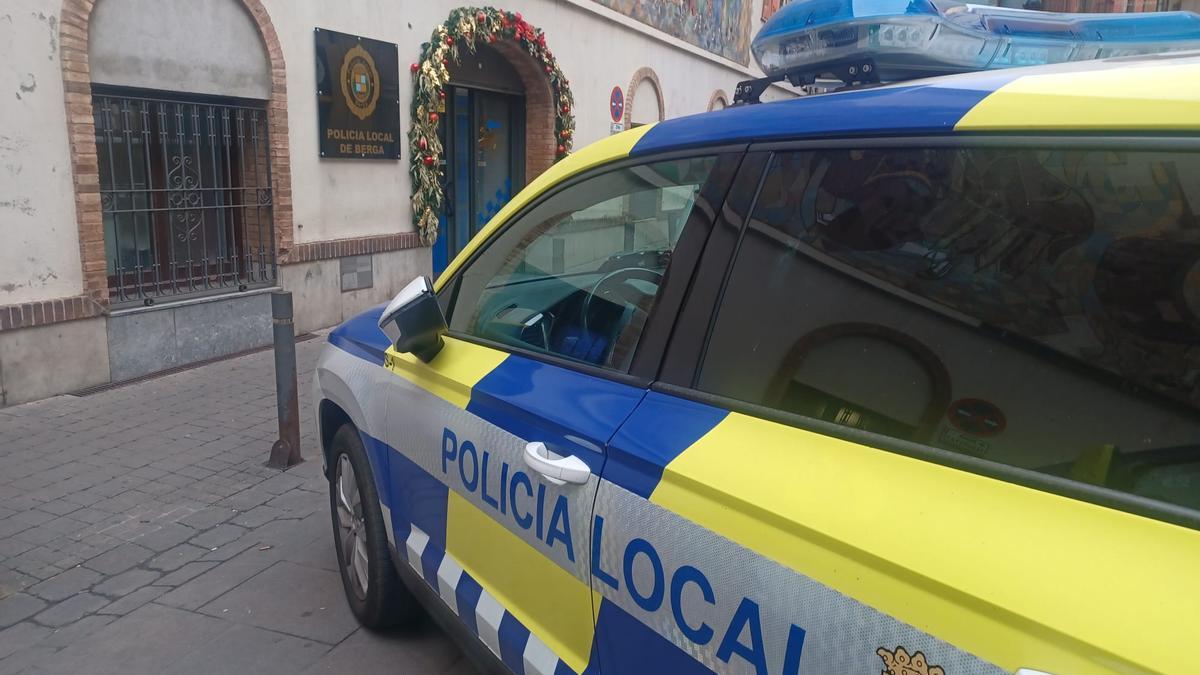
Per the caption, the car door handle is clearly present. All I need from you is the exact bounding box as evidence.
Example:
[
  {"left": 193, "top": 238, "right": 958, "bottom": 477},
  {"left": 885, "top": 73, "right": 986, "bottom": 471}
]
[{"left": 523, "top": 442, "right": 591, "bottom": 486}]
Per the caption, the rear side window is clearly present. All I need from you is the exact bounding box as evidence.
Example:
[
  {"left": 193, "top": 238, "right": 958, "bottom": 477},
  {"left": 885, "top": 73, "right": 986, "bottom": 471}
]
[{"left": 697, "top": 146, "right": 1200, "bottom": 513}]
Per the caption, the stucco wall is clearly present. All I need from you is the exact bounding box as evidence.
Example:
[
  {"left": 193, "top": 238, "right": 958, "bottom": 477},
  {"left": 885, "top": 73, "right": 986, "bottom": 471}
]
[
  {"left": 0, "top": 2, "right": 83, "bottom": 306},
  {"left": 0, "top": 0, "right": 785, "bottom": 307},
  {"left": 261, "top": 0, "right": 785, "bottom": 246},
  {"left": 89, "top": 0, "right": 270, "bottom": 99}
]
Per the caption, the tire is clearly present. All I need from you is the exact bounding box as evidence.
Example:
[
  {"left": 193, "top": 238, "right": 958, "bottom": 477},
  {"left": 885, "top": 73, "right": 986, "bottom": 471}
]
[{"left": 328, "top": 424, "right": 418, "bottom": 629}]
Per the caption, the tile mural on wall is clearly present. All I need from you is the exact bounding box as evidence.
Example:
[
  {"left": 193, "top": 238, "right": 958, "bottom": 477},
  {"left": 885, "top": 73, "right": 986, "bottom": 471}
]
[{"left": 595, "top": 0, "right": 753, "bottom": 65}]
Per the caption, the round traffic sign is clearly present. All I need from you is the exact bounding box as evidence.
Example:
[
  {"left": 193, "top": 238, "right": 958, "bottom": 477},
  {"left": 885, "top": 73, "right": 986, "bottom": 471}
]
[{"left": 610, "top": 86, "right": 625, "bottom": 124}]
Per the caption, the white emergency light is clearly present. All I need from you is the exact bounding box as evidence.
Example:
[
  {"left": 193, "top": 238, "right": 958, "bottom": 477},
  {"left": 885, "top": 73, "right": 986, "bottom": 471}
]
[{"left": 749, "top": 0, "right": 1200, "bottom": 89}]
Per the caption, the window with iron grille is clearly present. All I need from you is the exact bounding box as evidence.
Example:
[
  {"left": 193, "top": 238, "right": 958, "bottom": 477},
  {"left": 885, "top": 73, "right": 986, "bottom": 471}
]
[{"left": 93, "top": 87, "right": 276, "bottom": 305}]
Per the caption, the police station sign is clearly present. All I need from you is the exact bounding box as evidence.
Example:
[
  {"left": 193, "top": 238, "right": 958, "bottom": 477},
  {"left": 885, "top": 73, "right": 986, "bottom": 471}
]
[{"left": 315, "top": 28, "right": 400, "bottom": 160}]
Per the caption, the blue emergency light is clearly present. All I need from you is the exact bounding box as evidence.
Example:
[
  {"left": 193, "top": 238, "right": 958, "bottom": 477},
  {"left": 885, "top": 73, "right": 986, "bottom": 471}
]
[{"left": 748, "top": 0, "right": 1200, "bottom": 93}]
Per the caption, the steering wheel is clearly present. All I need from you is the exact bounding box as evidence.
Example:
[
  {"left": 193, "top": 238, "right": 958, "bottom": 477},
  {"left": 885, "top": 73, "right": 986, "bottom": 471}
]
[{"left": 581, "top": 267, "right": 665, "bottom": 335}]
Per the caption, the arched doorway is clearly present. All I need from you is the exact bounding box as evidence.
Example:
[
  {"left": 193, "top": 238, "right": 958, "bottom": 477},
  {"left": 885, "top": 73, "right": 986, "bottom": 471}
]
[
  {"left": 409, "top": 8, "right": 574, "bottom": 275},
  {"left": 436, "top": 43, "right": 528, "bottom": 271}
]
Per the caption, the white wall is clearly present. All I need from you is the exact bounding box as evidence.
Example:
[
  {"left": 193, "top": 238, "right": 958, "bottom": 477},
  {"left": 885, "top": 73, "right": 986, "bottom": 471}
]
[
  {"left": 262, "top": 0, "right": 790, "bottom": 246},
  {"left": 90, "top": 0, "right": 270, "bottom": 99},
  {"left": 0, "top": 0, "right": 790, "bottom": 306},
  {"left": 0, "top": 1, "right": 83, "bottom": 306}
]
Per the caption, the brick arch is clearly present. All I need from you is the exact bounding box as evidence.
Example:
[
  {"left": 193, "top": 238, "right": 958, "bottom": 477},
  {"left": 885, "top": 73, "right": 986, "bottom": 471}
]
[
  {"left": 625, "top": 66, "right": 665, "bottom": 126},
  {"left": 487, "top": 38, "right": 557, "bottom": 182},
  {"left": 58, "top": 0, "right": 294, "bottom": 306},
  {"left": 708, "top": 89, "right": 730, "bottom": 111}
]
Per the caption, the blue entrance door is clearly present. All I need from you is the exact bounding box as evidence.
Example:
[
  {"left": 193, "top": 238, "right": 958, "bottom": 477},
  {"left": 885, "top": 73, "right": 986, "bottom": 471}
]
[{"left": 433, "top": 86, "right": 525, "bottom": 276}]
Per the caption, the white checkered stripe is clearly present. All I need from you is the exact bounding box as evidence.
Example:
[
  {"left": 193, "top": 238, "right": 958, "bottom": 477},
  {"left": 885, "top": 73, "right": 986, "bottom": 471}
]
[{"left": 403, "top": 525, "right": 579, "bottom": 675}]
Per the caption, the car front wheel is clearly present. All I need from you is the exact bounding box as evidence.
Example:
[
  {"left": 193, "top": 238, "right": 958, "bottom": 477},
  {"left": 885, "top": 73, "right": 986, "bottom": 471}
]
[{"left": 328, "top": 424, "right": 417, "bottom": 629}]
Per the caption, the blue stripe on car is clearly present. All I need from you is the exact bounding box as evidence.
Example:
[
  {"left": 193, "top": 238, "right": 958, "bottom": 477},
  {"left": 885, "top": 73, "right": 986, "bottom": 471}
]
[{"left": 629, "top": 72, "right": 1024, "bottom": 156}]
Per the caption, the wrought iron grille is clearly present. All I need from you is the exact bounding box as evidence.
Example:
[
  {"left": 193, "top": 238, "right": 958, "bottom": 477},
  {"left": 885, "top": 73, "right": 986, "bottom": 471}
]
[{"left": 93, "top": 89, "right": 276, "bottom": 305}]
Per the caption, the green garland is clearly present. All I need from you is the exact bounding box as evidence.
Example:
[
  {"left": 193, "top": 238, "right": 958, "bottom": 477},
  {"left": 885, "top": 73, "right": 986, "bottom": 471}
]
[{"left": 409, "top": 7, "right": 576, "bottom": 245}]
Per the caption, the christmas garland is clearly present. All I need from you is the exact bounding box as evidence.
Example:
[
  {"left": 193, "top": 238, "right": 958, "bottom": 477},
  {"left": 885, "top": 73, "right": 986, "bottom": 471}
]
[{"left": 409, "top": 7, "right": 576, "bottom": 245}]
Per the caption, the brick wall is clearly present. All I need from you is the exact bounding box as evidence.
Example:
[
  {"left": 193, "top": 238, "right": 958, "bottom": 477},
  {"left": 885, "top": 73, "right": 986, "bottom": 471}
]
[{"left": 492, "top": 39, "right": 556, "bottom": 182}]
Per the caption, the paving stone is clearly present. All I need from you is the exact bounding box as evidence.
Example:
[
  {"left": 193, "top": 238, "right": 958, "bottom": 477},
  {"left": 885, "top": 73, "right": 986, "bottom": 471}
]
[
  {"left": 0, "top": 520, "right": 31, "bottom": 540},
  {"left": 27, "top": 567, "right": 102, "bottom": 602},
  {"left": 84, "top": 543, "right": 153, "bottom": 576},
  {"left": 157, "top": 547, "right": 280, "bottom": 612},
  {"left": 0, "top": 571, "right": 37, "bottom": 597},
  {"left": 189, "top": 523, "right": 246, "bottom": 550},
  {"left": 40, "top": 614, "right": 115, "bottom": 648},
  {"left": 264, "top": 489, "right": 322, "bottom": 519},
  {"left": 35, "top": 500, "right": 80, "bottom": 517},
  {"left": 0, "top": 593, "right": 47, "bottom": 629},
  {"left": 32, "top": 603, "right": 229, "bottom": 675},
  {"left": 198, "top": 561, "right": 358, "bottom": 645},
  {"left": 229, "top": 505, "right": 283, "bottom": 529},
  {"left": 33, "top": 592, "right": 109, "bottom": 627},
  {"left": 302, "top": 624, "right": 463, "bottom": 675},
  {"left": 132, "top": 523, "right": 197, "bottom": 552},
  {"left": 157, "top": 562, "right": 218, "bottom": 587},
  {"left": 0, "top": 645, "right": 58, "bottom": 675},
  {"left": 0, "top": 538, "right": 35, "bottom": 560},
  {"left": 218, "top": 488, "right": 275, "bottom": 512},
  {"left": 93, "top": 569, "right": 159, "bottom": 598},
  {"left": 94, "top": 586, "right": 168, "bottom": 617},
  {"left": 0, "top": 622, "right": 52, "bottom": 660},
  {"left": 257, "top": 473, "right": 306, "bottom": 496},
  {"left": 7, "top": 510, "right": 54, "bottom": 530},
  {"left": 163, "top": 623, "right": 327, "bottom": 675},
  {"left": 177, "top": 507, "right": 234, "bottom": 531}
]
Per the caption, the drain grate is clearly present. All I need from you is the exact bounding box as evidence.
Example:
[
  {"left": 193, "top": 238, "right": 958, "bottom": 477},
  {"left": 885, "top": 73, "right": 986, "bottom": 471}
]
[{"left": 69, "top": 333, "right": 321, "bottom": 397}]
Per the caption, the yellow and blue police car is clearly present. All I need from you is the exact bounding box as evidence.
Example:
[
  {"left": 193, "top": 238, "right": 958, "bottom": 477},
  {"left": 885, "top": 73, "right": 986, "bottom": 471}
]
[{"left": 314, "top": 3, "right": 1200, "bottom": 673}]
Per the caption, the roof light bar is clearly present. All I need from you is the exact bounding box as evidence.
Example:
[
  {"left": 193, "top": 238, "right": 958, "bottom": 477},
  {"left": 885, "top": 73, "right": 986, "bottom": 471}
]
[{"left": 750, "top": 0, "right": 1200, "bottom": 90}]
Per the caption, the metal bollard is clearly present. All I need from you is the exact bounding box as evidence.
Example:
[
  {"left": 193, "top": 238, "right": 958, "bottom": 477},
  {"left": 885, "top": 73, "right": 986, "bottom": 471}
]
[{"left": 267, "top": 291, "right": 303, "bottom": 469}]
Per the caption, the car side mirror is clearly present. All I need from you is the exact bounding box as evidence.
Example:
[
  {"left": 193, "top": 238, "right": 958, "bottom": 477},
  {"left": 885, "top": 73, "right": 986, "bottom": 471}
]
[{"left": 378, "top": 276, "right": 447, "bottom": 363}]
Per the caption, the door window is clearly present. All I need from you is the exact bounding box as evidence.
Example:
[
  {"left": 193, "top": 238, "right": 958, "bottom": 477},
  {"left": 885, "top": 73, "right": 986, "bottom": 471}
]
[
  {"left": 696, "top": 145, "right": 1200, "bottom": 514},
  {"left": 446, "top": 156, "right": 717, "bottom": 371}
]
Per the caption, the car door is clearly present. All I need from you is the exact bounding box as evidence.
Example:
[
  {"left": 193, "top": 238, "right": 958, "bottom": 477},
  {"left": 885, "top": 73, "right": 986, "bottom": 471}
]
[
  {"left": 379, "top": 151, "right": 740, "bottom": 674},
  {"left": 591, "top": 142, "right": 1200, "bottom": 674}
]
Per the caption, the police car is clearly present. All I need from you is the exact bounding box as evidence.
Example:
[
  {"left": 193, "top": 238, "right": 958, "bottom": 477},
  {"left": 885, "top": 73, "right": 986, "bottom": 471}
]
[{"left": 313, "top": 2, "right": 1200, "bottom": 673}]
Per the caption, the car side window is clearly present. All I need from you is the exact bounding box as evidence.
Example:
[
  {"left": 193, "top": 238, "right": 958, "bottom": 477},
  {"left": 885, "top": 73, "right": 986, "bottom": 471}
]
[
  {"left": 446, "top": 156, "right": 717, "bottom": 372},
  {"left": 697, "top": 146, "right": 1200, "bottom": 514}
]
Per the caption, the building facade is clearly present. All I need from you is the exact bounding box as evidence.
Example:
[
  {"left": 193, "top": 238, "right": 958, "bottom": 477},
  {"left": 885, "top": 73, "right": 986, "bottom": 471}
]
[{"left": 0, "top": 0, "right": 791, "bottom": 405}]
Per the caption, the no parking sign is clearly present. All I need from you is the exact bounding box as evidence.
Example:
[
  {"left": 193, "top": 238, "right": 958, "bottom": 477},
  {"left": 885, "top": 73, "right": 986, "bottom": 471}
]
[{"left": 610, "top": 86, "right": 625, "bottom": 125}]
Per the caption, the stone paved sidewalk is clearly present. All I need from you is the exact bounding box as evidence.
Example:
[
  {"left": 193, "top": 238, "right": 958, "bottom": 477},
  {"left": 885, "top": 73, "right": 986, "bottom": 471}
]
[{"left": 0, "top": 337, "right": 472, "bottom": 674}]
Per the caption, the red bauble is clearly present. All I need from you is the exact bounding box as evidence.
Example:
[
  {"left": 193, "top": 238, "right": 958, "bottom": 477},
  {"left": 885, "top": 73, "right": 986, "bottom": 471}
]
[
  {"left": 438, "top": 90, "right": 446, "bottom": 99},
  {"left": 561, "top": 105, "right": 570, "bottom": 114},
  {"left": 441, "top": 58, "right": 449, "bottom": 66},
  {"left": 476, "top": 11, "right": 487, "bottom": 22},
  {"left": 487, "top": 34, "right": 496, "bottom": 43},
  {"left": 418, "top": 137, "right": 428, "bottom": 151},
  {"left": 544, "top": 65, "right": 551, "bottom": 74},
  {"left": 445, "top": 36, "right": 453, "bottom": 46},
  {"left": 410, "top": 63, "right": 419, "bottom": 74},
  {"left": 430, "top": 112, "right": 439, "bottom": 124},
  {"left": 423, "top": 155, "right": 434, "bottom": 166},
  {"left": 557, "top": 144, "right": 566, "bottom": 154}
]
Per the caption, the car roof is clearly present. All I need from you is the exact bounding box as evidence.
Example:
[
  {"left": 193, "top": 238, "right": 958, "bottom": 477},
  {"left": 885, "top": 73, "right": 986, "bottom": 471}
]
[{"left": 629, "top": 52, "right": 1200, "bottom": 157}]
